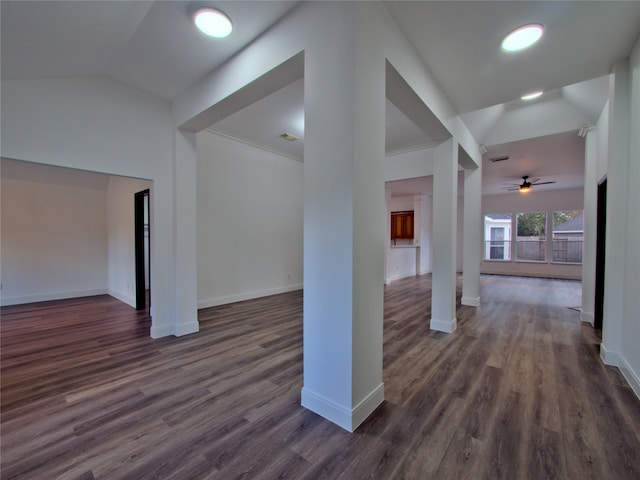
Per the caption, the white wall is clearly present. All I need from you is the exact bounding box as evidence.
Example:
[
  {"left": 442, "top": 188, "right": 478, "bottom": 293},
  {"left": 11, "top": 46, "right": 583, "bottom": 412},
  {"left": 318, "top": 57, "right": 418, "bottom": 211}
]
[
  {"left": 484, "top": 97, "right": 592, "bottom": 146},
  {"left": 596, "top": 102, "right": 610, "bottom": 181},
  {"left": 481, "top": 188, "right": 584, "bottom": 280},
  {"left": 106, "top": 176, "right": 152, "bottom": 307},
  {"left": 196, "top": 131, "right": 303, "bottom": 307},
  {"left": 387, "top": 195, "right": 417, "bottom": 281},
  {"left": 386, "top": 194, "right": 435, "bottom": 282},
  {"left": 384, "top": 148, "right": 434, "bottom": 181},
  {"left": 418, "top": 194, "right": 432, "bottom": 274},
  {"left": 620, "top": 35, "right": 640, "bottom": 397},
  {"left": 389, "top": 195, "right": 414, "bottom": 212},
  {"left": 1, "top": 159, "right": 108, "bottom": 305}
]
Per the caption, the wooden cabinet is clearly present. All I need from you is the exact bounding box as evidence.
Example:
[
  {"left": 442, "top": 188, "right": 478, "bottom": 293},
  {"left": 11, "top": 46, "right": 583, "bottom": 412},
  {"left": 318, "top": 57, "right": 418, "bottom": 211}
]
[{"left": 391, "top": 211, "right": 414, "bottom": 240}]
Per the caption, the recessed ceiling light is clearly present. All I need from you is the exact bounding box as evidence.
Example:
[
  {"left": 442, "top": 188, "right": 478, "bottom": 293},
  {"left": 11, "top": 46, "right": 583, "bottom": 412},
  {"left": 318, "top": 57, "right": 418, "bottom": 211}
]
[
  {"left": 193, "top": 8, "right": 233, "bottom": 38},
  {"left": 521, "top": 91, "right": 543, "bottom": 101},
  {"left": 501, "top": 24, "right": 544, "bottom": 52}
]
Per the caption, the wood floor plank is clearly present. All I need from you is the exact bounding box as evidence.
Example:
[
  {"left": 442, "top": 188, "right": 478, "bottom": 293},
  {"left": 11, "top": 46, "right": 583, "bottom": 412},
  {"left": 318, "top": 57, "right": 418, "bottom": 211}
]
[{"left": 2, "top": 275, "right": 640, "bottom": 479}]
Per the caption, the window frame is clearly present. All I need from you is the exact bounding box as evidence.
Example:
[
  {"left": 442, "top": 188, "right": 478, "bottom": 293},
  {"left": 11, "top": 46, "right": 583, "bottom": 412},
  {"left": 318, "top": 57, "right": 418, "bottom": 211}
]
[{"left": 515, "top": 211, "right": 547, "bottom": 263}]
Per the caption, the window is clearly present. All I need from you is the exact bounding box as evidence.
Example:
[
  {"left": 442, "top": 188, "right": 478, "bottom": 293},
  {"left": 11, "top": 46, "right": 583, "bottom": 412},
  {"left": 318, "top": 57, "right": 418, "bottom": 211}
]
[
  {"left": 484, "top": 214, "right": 511, "bottom": 260},
  {"left": 552, "top": 210, "right": 583, "bottom": 264},
  {"left": 516, "top": 212, "right": 546, "bottom": 261}
]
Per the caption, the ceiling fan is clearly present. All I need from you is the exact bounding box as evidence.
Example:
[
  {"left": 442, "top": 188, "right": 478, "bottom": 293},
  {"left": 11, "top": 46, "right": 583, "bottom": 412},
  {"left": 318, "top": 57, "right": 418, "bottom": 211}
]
[{"left": 502, "top": 175, "right": 556, "bottom": 193}]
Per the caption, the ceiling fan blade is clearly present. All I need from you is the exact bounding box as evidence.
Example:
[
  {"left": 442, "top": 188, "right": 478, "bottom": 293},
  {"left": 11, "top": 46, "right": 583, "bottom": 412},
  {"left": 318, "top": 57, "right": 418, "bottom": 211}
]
[
  {"left": 532, "top": 181, "right": 556, "bottom": 185},
  {"left": 528, "top": 177, "right": 541, "bottom": 184},
  {"left": 501, "top": 182, "right": 520, "bottom": 186},
  {"left": 502, "top": 186, "right": 520, "bottom": 191}
]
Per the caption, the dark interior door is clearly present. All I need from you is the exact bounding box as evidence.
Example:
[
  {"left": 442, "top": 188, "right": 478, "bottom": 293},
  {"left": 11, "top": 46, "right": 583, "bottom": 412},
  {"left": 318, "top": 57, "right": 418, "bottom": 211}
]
[
  {"left": 594, "top": 178, "right": 607, "bottom": 330},
  {"left": 135, "top": 189, "right": 150, "bottom": 311}
]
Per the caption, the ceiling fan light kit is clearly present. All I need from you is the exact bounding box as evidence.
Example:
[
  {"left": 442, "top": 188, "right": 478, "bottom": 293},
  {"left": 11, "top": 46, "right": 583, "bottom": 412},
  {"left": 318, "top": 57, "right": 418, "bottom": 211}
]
[{"left": 503, "top": 175, "right": 557, "bottom": 193}]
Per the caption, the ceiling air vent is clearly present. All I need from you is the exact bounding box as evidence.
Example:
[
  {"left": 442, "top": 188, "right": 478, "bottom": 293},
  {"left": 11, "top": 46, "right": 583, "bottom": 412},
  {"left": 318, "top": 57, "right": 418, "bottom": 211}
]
[
  {"left": 280, "top": 132, "right": 299, "bottom": 141},
  {"left": 489, "top": 155, "right": 509, "bottom": 163}
]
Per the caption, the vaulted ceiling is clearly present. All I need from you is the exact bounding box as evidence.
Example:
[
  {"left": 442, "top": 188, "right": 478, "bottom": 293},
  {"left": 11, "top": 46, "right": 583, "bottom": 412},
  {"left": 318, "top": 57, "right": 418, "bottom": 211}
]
[{"left": 3, "top": 1, "right": 639, "bottom": 195}]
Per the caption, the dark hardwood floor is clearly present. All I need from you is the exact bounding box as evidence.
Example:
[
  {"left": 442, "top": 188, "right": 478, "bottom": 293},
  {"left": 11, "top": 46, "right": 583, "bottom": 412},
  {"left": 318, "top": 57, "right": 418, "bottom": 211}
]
[{"left": 2, "top": 275, "right": 639, "bottom": 479}]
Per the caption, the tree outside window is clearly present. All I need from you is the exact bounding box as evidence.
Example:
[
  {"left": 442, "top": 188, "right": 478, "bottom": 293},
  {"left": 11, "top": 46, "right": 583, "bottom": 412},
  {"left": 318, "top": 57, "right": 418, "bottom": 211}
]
[{"left": 516, "top": 212, "right": 546, "bottom": 261}]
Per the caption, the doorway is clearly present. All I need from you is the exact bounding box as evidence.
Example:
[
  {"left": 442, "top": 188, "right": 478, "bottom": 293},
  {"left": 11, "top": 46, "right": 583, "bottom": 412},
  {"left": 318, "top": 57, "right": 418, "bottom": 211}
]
[
  {"left": 594, "top": 177, "right": 607, "bottom": 330},
  {"left": 135, "top": 189, "right": 150, "bottom": 311}
]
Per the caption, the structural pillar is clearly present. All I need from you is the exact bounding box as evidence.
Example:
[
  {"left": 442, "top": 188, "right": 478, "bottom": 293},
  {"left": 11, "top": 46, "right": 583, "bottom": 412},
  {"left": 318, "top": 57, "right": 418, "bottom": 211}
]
[
  {"left": 171, "top": 129, "right": 199, "bottom": 337},
  {"left": 431, "top": 138, "right": 458, "bottom": 332},
  {"left": 384, "top": 186, "right": 392, "bottom": 284},
  {"left": 462, "top": 163, "right": 482, "bottom": 306},
  {"left": 601, "top": 59, "right": 630, "bottom": 365},
  {"left": 581, "top": 128, "right": 597, "bottom": 325},
  {"left": 300, "top": 1, "right": 385, "bottom": 432}
]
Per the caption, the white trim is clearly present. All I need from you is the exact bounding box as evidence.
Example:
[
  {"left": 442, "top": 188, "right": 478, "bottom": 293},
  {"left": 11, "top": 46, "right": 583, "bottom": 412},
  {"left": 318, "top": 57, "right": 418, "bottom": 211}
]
[
  {"left": 600, "top": 342, "right": 621, "bottom": 367},
  {"left": 385, "top": 142, "right": 438, "bottom": 157},
  {"left": 385, "top": 272, "right": 417, "bottom": 284},
  {"left": 150, "top": 324, "right": 174, "bottom": 339},
  {"left": 619, "top": 357, "right": 640, "bottom": 401},
  {"left": 600, "top": 344, "right": 640, "bottom": 401},
  {"left": 205, "top": 128, "right": 302, "bottom": 163},
  {"left": 174, "top": 321, "right": 199, "bottom": 337},
  {"left": 0, "top": 288, "right": 108, "bottom": 306},
  {"left": 107, "top": 289, "right": 136, "bottom": 308},
  {"left": 301, "top": 388, "right": 353, "bottom": 431},
  {"left": 301, "top": 383, "right": 385, "bottom": 433},
  {"left": 198, "top": 284, "right": 303, "bottom": 309},
  {"left": 352, "top": 383, "right": 385, "bottom": 430},
  {"left": 479, "top": 270, "right": 582, "bottom": 281},
  {"left": 430, "top": 316, "right": 457, "bottom": 333},
  {"left": 461, "top": 296, "right": 480, "bottom": 307},
  {"left": 580, "top": 311, "right": 594, "bottom": 325}
]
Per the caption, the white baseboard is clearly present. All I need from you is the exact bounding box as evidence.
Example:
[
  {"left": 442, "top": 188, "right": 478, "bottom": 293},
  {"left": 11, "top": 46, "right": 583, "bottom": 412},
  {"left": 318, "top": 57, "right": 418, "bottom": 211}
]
[
  {"left": 150, "top": 324, "right": 174, "bottom": 339},
  {"left": 198, "top": 284, "right": 302, "bottom": 309},
  {"left": 301, "top": 383, "right": 384, "bottom": 433},
  {"left": 620, "top": 357, "right": 640, "bottom": 400},
  {"left": 461, "top": 296, "right": 480, "bottom": 307},
  {"left": 174, "top": 321, "right": 199, "bottom": 337},
  {"left": 0, "top": 288, "right": 108, "bottom": 306},
  {"left": 385, "top": 272, "right": 417, "bottom": 284},
  {"left": 600, "top": 343, "right": 640, "bottom": 402},
  {"left": 150, "top": 320, "right": 198, "bottom": 338},
  {"left": 600, "top": 342, "right": 620, "bottom": 367},
  {"left": 580, "top": 311, "right": 594, "bottom": 325},
  {"left": 352, "top": 383, "right": 385, "bottom": 430},
  {"left": 107, "top": 289, "right": 135, "bottom": 308},
  {"left": 430, "top": 316, "right": 457, "bottom": 333}
]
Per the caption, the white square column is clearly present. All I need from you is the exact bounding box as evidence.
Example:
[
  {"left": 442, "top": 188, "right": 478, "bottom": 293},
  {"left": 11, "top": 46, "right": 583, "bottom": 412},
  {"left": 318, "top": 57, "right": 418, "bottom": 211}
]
[
  {"left": 462, "top": 164, "right": 482, "bottom": 307},
  {"left": 601, "top": 59, "right": 630, "bottom": 364},
  {"left": 431, "top": 138, "right": 458, "bottom": 332},
  {"left": 301, "top": 1, "right": 385, "bottom": 432},
  {"left": 168, "top": 129, "right": 199, "bottom": 337},
  {"left": 581, "top": 129, "right": 598, "bottom": 325}
]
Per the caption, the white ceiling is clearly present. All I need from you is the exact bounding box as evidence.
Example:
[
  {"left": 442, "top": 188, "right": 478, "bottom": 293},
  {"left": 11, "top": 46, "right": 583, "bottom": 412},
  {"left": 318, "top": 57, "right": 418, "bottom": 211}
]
[
  {"left": 385, "top": 1, "right": 640, "bottom": 114},
  {"left": 481, "top": 130, "right": 586, "bottom": 196},
  {"left": 1, "top": 1, "right": 299, "bottom": 100},
  {"left": 3, "top": 1, "right": 639, "bottom": 196}
]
